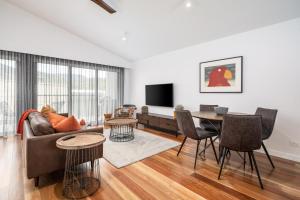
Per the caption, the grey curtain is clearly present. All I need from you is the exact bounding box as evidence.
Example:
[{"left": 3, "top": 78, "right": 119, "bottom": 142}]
[
  {"left": 0, "top": 49, "right": 124, "bottom": 135},
  {"left": 17, "top": 54, "right": 37, "bottom": 120}
]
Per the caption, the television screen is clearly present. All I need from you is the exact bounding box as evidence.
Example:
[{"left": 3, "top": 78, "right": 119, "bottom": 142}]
[{"left": 145, "top": 84, "right": 173, "bottom": 107}]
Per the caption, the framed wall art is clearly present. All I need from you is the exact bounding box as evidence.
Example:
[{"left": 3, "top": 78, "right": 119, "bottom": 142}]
[{"left": 199, "top": 56, "right": 243, "bottom": 93}]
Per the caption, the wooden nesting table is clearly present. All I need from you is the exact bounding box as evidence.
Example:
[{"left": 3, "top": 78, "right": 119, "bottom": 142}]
[
  {"left": 56, "top": 132, "right": 106, "bottom": 199},
  {"left": 105, "top": 118, "right": 138, "bottom": 142}
]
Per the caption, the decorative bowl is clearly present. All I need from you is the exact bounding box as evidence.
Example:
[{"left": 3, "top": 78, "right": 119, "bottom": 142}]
[{"left": 214, "top": 107, "right": 229, "bottom": 115}]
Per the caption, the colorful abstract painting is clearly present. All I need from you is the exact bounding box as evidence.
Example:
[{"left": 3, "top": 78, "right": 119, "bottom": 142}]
[{"left": 200, "top": 57, "right": 243, "bottom": 93}]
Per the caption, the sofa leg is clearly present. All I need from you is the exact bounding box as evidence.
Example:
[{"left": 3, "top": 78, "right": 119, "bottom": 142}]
[{"left": 34, "top": 177, "right": 39, "bottom": 187}]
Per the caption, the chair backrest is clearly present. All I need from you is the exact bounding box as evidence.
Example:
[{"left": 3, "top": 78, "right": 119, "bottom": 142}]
[
  {"left": 221, "top": 114, "right": 263, "bottom": 151},
  {"left": 199, "top": 104, "right": 219, "bottom": 131},
  {"left": 175, "top": 110, "right": 199, "bottom": 140},
  {"left": 200, "top": 104, "right": 218, "bottom": 112},
  {"left": 255, "top": 107, "right": 278, "bottom": 139}
]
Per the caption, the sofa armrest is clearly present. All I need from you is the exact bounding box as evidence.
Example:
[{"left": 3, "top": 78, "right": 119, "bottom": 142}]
[{"left": 24, "top": 121, "right": 103, "bottom": 179}]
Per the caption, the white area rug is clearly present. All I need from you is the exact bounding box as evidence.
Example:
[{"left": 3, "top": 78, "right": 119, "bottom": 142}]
[{"left": 103, "top": 129, "right": 180, "bottom": 168}]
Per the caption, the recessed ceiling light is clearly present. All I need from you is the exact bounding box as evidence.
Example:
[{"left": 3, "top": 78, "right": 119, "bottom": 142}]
[
  {"left": 122, "top": 32, "right": 128, "bottom": 41},
  {"left": 185, "top": 1, "right": 192, "bottom": 8}
]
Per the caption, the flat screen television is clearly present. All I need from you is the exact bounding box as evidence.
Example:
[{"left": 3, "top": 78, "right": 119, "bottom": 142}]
[{"left": 145, "top": 83, "right": 173, "bottom": 107}]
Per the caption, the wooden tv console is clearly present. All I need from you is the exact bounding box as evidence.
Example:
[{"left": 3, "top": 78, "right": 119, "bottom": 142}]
[{"left": 136, "top": 113, "right": 179, "bottom": 137}]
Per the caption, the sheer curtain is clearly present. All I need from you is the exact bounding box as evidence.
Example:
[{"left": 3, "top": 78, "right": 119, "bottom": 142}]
[
  {"left": 98, "top": 70, "right": 119, "bottom": 123},
  {"left": 72, "top": 67, "right": 97, "bottom": 125},
  {"left": 37, "top": 60, "right": 69, "bottom": 113},
  {"left": 0, "top": 54, "right": 16, "bottom": 137}
]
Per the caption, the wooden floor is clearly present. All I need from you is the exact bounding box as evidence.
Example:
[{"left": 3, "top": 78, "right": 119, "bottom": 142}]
[{"left": 1, "top": 128, "right": 300, "bottom": 200}]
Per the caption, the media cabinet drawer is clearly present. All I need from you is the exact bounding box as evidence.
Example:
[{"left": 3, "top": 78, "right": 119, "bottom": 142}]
[
  {"left": 136, "top": 113, "right": 179, "bottom": 136},
  {"left": 159, "top": 118, "right": 177, "bottom": 131},
  {"left": 148, "top": 117, "right": 160, "bottom": 127},
  {"left": 137, "top": 113, "right": 149, "bottom": 125}
]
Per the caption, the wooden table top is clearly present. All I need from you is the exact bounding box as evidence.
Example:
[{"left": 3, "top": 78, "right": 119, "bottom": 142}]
[
  {"left": 191, "top": 111, "right": 248, "bottom": 121},
  {"left": 56, "top": 132, "right": 106, "bottom": 150},
  {"left": 105, "top": 118, "right": 138, "bottom": 126}
]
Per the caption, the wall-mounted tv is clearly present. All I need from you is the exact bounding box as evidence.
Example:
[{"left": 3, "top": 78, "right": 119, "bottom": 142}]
[{"left": 145, "top": 83, "right": 173, "bottom": 107}]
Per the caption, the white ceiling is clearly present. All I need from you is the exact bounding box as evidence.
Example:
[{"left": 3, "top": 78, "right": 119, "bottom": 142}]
[{"left": 6, "top": 0, "right": 300, "bottom": 61}]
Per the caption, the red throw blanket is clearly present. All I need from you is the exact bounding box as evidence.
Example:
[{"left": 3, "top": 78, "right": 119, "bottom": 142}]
[{"left": 17, "top": 109, "right": 38, "bottom": 137}]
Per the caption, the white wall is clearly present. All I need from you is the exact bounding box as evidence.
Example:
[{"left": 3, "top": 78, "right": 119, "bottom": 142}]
[
  {"left": 0, "top": 0, "right": 131, "bottom": 68},
  {"left": 131, "top": 18, "right": 300, "bottom": 162}
]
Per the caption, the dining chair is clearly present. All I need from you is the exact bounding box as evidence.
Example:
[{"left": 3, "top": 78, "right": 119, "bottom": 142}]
[
  {"left": 255, "top": 107, "right": 278, "bottom": 168},
  {"left": 199, "top": 104, "right": 221, "bottom": 132},
  {"left": 199, "top": 104, "right": 221, "bottom": 158},
  {"left": 176, "top": 110, "right": 219, "bottom": 169},
  {"left": 218, "top": 114, "right": 264, "bottom": 189}
]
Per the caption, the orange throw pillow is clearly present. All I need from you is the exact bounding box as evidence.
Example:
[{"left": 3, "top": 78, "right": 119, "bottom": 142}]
[
  {"left": 53, "top": 116, "right": 81, "bottom": 132},
  {"left": 47, "top": 112, "right": 67, "bottom": 127}
]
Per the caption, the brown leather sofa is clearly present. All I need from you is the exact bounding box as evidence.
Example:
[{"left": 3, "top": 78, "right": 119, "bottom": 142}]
[{"left": 23, "top": 112, "right": 103, "bottom": 187}]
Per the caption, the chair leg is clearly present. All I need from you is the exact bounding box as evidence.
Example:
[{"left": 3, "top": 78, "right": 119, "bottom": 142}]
[
  {"left": 248, "top": 152, "right": 253, "bottom": 171},
  {"left": 34, "top": 177, "right": 39, "bottom": 187},
  {"left": 177, "top": 136, "right": 187, "bottom": 156},
  {"left": 250, "top": 151, "right": 264, "bottom": 189},
  {"left": 218, "top": 148, "right": 227, "bottom": 179},
  {"left": 194, "top": 140, "right": 200, "bottom": 169},
  {"left": 203, "top": 138, "right": 207, "bottom": 158},
  {"left": 210, "top": 137, "right": 219, "bottom": 164},
  {"left": 262, "top": 142, "right": 275, "bottom": 168},
  {"left": 243, "top": 152, "right": 246, "bottom": 170}
]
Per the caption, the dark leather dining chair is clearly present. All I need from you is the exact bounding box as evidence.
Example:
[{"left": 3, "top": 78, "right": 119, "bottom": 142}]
[
  {"left": 199, "top": 104, "right": 221, "bottom": 132},
  {"left": 176, "top": 110, "right": 219, "bottom": 169},
  {"left": 199, "top": 104, "right": 221, "bottom": 158},
  {"left": 218, "top": 114, "right": 264, "bottom": 189},
  {"left": 255, "top": 107, "right": 278, "bottom": 168}
]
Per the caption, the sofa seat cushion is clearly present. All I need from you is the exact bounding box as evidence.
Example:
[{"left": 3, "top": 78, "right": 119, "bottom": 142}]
[
  {"left": 53, "top": 116, "right": 81, "bottom": 132},
  {"left": 28, "top": 112, "right": 55, "bottom": 136}
]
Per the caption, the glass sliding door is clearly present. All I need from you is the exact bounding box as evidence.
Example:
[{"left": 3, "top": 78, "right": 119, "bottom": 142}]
[
  {"left": 0, "top": 59, "right": 16, "bottom": 137},
  {"left": 72, "top": 67, "right": 97, "bottom": 125},
  {"left": 98, "top": 70, "right": 119, "bottom": 123},
  {"left": 37, "top": 63, "right": 69, "bottom": 113}
]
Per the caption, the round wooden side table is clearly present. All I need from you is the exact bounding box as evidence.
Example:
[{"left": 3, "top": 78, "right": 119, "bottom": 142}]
[
  {"left": 56, "top": 132, "right": 106, "bottom": 199},
  {"left": 105, "top": 118, "right": 138, "bottom": 142}
]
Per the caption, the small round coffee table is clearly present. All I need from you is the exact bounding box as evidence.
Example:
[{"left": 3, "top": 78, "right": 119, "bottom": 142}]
[
  {"left": 56, "top": 132, "right": 106, "bottom": 199},
  {"left": 105, "top": 118, "right": 138, "bottom": 142}
]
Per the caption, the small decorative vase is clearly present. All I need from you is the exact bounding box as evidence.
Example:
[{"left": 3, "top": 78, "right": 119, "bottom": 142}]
[
  {"left": 141, "top": 106, "right": 148, "bottom": 114},
  {"left": 214, "top": 107, "right": 229, "bottom": 115},
  {"left": 174, "top": 105, "right": 184, "bottom": 119}
]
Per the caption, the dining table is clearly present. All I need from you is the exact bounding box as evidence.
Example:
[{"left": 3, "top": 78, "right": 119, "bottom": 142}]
[{"left": 191, "top": 111, "right": 248, "bottom": 161}]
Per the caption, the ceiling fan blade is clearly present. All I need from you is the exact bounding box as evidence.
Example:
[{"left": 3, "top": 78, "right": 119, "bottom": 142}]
[{"left": 91, "top": 0, "right": 116, "bottom": 14}]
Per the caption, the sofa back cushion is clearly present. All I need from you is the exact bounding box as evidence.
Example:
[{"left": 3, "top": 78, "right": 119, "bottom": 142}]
[{"left": 28, "top": 112, "right": 55, "bottom": 136}]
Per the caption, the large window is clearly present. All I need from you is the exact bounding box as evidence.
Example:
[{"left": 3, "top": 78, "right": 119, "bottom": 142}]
[
  {"left": 0, "top": 59, "right": 16, "bottom": 137},
  {"left": 0, "top": 50, "right": 123, "bottom": 136},
  {"left": 98, "top": 70, "right": 118, "bottom": 123},
  {"left": 72, "top": 67, "right": 97, "bottom": 125},
  {"left": 37, "top": 63, "right": 69, "bottom": 113},
  {"left": 37, "top": 63, "right": 122, "bottom": 125}
]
